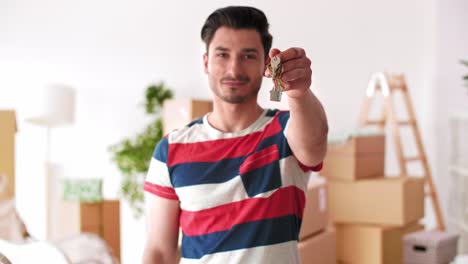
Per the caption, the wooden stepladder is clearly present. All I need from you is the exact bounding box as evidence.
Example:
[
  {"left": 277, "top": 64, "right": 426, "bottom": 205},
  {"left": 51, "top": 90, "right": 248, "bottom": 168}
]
[{"left": 358, "top": 72, "right": 446, "bottom": 231}]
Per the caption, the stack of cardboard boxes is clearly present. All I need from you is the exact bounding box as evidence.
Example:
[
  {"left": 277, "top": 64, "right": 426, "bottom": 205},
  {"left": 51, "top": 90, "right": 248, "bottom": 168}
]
[
  {"left": 298, "top": 178, "right": 337, "bottom": 264},
  {"left": 322, "top": 134, "right": 425, "bottom": 264}
]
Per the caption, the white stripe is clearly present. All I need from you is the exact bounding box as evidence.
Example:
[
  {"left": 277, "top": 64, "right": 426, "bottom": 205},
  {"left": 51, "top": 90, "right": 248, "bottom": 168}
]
[
  {"left": 284, "top": 119, "right": 290, "bottom": 139},
  {"left": 176, "top": 176, "right": 247, "bottom": 211},
  {"left": 280, "top": 155, "right": 310, "bottom": 193},
  {"left": 176, "top": 156, "right": 309, "bottom": 211},
  {"left": 169, "top": 123, "right": 212, "bottom": 144},
  {"left": 169, "top": 114, "right": 274, "bottom": 144},
  {"left": 145, "top": 157, "right": 172, "bottom": 187},
  {"left": 179, "top": 240, "right": 300, "bottom": 264}
]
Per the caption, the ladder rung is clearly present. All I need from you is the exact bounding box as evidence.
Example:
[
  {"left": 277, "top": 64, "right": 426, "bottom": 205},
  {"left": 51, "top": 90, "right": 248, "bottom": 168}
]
[
  {"left": 375, "top": 84, "right": 404, "bottom": 91},
  {"left": 425, "top": 190, "right": 435, "bottom": 197},
  {"left": 365, "top": 120, "right": 385, "bottom": 125},
  {"left": 398, "top": 120, "right": 415, "bottom": 125},
  {"left": 390, "top": 84, "right": 406, "bottom": 90},
  {"left": 404, "top": 156, "right": 421, "bottom": 162}
]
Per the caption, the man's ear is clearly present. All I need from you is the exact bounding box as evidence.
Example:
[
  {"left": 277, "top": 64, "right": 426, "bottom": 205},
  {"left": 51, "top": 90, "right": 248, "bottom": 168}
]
[{"left": 203, "top": 53, "right": 209, "bottom": 74}]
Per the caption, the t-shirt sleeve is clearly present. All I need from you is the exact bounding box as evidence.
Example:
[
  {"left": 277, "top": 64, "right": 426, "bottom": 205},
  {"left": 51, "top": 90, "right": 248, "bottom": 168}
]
[
  {"left": 143, "top": 136, "right": 179, "bottom": 201},
  {"left": 279, "top": 111, "right": 323, "bottom": 172}
]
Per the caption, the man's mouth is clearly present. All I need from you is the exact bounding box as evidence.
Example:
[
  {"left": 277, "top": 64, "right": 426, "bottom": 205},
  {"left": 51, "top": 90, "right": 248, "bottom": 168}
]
[{"left": 222, "top": 81, "right": 248, "bottom": 86}]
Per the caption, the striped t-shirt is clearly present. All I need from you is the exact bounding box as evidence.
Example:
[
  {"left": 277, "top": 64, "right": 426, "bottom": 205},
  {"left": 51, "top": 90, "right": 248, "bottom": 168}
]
[{"left": 144, "top": 109, "right": 322, "bottom": 263}]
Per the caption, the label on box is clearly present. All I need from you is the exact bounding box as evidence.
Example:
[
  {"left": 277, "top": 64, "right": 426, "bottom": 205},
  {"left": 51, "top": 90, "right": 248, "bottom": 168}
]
[
  {"left": 319, "top": 187, "right": 326, "bottom": 211},
  {"left": 62, "top": 178, "right": 103, "bottom": 202}
]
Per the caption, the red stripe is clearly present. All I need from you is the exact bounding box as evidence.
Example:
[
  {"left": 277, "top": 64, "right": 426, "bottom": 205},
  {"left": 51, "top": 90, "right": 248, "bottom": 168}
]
[
  {"left": 167, "top": 116, "right": 282, "bottom": 167},
  {"left": 144, "top": 182, "right": 179, "bottom": 200},
  {"left": 179, "top": 186, "right": 305, "bottom": 236},
  {"left": 298, "top": 161, "right": 323, "bottom": 172},
  {"left": 239, "top": 144, "right": 279, "bottom": 174}
]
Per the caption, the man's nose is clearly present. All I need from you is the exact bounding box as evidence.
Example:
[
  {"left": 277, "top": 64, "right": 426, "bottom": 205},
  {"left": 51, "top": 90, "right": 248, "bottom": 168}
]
[{"left": 226, "top": 57, "right": 243, "bottom": 77}]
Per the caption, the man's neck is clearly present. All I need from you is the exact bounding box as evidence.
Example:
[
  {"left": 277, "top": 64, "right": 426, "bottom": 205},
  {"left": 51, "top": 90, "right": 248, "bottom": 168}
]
[{"left": 207, "top": 100, "right": 264, "bottom": 133}]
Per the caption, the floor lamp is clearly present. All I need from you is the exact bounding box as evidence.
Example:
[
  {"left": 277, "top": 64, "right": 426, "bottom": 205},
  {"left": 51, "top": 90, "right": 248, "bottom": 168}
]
[{"left": 25, "top": 84, "right": 75, "bottom": 239}]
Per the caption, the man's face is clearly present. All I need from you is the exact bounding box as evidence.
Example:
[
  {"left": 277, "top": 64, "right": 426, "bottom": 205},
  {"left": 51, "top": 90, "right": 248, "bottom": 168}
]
[{"left": 204, "top": 27, "right": 266, "bottom": 104}]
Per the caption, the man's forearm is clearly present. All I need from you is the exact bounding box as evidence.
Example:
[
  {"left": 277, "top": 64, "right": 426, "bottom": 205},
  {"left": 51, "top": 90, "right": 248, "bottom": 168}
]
[{"left": 287, "top": 89, "right": 328, "bottom": 166}]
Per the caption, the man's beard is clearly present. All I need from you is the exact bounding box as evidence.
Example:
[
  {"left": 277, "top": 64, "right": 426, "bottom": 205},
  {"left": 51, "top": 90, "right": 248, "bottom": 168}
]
[{"left": 210, "top": 75, "right": 262, "bottom": 104}]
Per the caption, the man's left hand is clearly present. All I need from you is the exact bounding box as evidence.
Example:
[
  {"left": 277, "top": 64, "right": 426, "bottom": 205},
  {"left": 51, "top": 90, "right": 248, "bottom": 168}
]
[{"left": 264, "top": 47, "right": 312, "bottom": 99}]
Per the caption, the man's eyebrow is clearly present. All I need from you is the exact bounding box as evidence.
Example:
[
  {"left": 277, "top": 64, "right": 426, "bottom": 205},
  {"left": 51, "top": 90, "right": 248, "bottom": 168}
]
[
  {"left": 213, "top": 47, "right": 259, "bottom": 53},
  {"left": 214, "top": 46, "right": 229, "bottom": 51},
  {"left": 242, "top": 48, "right": 259, "bottom": 53}
]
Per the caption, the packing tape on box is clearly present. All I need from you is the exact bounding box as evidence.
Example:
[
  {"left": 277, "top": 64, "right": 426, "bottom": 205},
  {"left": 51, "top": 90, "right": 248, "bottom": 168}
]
[{"left": 328, "top": 127, "right": 383, "bottom": 144}]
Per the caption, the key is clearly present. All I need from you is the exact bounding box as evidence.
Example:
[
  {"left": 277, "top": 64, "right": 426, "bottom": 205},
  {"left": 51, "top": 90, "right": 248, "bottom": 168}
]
[
  {"left": 268, "top": 56, "right": 284, "bottom": 102},
  {"left": 270, "top": 56, "right": 281, "bottom": 73},
  {"left": 270, "top": 86, "right": 282, "bottom": 101}
]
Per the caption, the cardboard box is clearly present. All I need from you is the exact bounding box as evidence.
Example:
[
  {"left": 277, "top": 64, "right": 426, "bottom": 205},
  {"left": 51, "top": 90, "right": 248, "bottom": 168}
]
[
  {"left": 102, "top": 200, "right": 120, "bottom": 260},
  {"left": 328, "top": 177, "right": 424, "bottom": 226},
  {"left": 403, "top": 231, "right": 459, "bottom": 264},
  {"left": 80, "top": 202, "right": 102, "bottom": 228},
  {"left": 80, "top": 200, "right": 120, "bottom": 260},
  {"left": 162, "top": 98, "right": 213, "bottom": 134},
  {"left": 0, "top": 110, "right": 17, "bottom": 201},
  {"left": 336, "top": 222, "right": 424, "bottom": 264},
  {"left": 321, "top": 134, "right": 385, "bottom": 181},
  {"left": 299, "top": 178, "right": 328, "bottom": 240},
  {"left": 299, "top": 228, "right": 337, "bottom": 264}
]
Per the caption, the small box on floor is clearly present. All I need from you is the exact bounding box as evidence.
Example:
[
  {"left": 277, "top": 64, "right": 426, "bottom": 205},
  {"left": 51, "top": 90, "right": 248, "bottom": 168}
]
[
  {"left": 328, "top": 177, "right": 424, "bottom": 226},
  {"left": 299, "top": 178, "right": 328, "bottom": 240},
  {"left": 403, "top": 231, "right": 459, "bottom": 264},
  {"left": 298, "top": 228, "right": 337, "bottom": 264},
  {"left": 336, "top": 222, "right": 423, "bottom": 264},
  {"left": 321, "top": 134, "right": 385, "bottom": 181}
]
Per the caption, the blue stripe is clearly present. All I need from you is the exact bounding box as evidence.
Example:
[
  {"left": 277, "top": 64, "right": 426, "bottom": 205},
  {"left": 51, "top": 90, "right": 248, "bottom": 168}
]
[
  {"left": 153, "top": 137, "right": 169, "bottom": 163},
  {"left": 187, "top": 117, "right": 204, "bottom": 127},
  {"left": 241, "top": 161, "right": 282, "bottom": 197},
  {"left": 277, "top": 111, "right": 290, "bottom": 129},
  {"left": 169, "top": 157, "right": 244, "bottom": 188},
  {"left": 181, "top": 214, "right": 302, "bottom": 259},
  {"left": 266, "top": 109, "right": 279, "bottom": 117}
]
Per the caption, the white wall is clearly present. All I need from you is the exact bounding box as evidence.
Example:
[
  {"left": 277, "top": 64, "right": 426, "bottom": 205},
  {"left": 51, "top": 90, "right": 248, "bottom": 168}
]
[
  {"left": 1, "top": 0, "right": 458, "bottom": 262},
  {"left": 433, "top": 0, "right": 468, "bottom": 229}
]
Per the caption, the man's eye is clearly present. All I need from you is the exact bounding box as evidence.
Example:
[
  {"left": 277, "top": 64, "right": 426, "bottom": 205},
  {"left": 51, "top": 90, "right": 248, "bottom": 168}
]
[
  {"left": 243, "top": 54, "right": 256, "bottom": 59},
  {"left": 217, "top": 53, "right": 227, "bottom": 58}
]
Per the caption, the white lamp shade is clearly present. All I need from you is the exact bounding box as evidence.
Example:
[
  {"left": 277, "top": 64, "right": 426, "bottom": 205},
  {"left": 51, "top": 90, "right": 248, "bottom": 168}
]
[{"left": 26, "top": 84, "right": 76, "bottom": 127}]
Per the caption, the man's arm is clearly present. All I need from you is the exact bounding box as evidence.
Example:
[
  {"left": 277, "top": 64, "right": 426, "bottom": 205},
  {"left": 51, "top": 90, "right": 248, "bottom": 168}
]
[
  {"left": 267, "top": 47, "right": 328, "bottom": 166},
  {"left": 287, "top": 89, "right": 328, "bottom": 167},
  {"left": 143, "top": 194, "right": 180, "bottom": 264}
]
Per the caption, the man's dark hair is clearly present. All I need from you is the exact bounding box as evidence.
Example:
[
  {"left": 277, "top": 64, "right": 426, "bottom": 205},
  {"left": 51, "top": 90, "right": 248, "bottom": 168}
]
[{"left": 201, "top": 6, "right": 273, "bottom": 59}]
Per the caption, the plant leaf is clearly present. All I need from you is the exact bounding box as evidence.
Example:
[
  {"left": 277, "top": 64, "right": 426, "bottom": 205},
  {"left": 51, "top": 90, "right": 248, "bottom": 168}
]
[{"left": 109, "top": 82, "right": 173, "bottom": 218}]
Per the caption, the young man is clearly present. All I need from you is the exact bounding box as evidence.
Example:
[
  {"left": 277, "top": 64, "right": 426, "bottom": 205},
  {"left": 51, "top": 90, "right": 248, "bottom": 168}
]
[{"left": 143, "top": 6, "right": 328, "bottom": 264}]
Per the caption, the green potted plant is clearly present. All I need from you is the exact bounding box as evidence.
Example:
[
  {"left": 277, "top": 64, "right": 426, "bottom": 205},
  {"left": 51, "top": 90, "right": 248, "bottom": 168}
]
[{"left": 109, "top": 82, "right": 173, "bottom": 218}]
